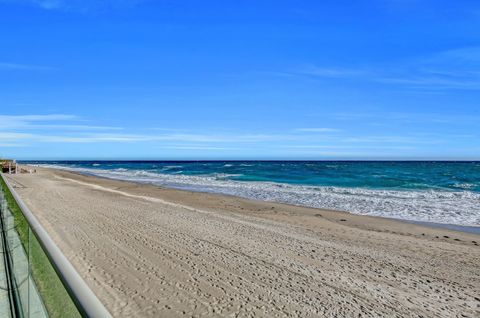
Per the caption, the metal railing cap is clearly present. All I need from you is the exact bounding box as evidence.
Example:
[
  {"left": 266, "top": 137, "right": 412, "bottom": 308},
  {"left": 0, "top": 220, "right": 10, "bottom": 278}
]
[{"left": 1, "top": 173, "right": 112, "bottom": 318}]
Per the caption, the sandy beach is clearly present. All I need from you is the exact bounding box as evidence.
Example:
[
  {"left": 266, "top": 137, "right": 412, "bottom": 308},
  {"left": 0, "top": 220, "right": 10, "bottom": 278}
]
[{"left": 3, "top": 167, "right": 479, "bottom": 317}]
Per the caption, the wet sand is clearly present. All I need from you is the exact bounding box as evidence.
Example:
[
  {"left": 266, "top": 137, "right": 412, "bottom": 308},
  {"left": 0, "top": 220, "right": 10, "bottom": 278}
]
[{"left": 4, "top": 168, "right": 480, "bottom": 317}]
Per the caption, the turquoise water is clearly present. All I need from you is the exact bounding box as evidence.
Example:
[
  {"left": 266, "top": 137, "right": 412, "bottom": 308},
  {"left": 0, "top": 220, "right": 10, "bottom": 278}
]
[{"left": 26, "top": 161, "right": 480, "bottom": 226}]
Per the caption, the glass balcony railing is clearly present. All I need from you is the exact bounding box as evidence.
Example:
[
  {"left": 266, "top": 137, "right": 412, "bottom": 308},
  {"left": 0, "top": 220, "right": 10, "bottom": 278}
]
[{"left": 0, "top": 174, "right": 110, "bottom": 318}]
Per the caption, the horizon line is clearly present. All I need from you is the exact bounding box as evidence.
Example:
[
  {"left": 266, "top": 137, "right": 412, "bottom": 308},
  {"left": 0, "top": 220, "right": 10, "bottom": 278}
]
[{"left": 14, "top": 158, "right": 480, "bottom": 162}]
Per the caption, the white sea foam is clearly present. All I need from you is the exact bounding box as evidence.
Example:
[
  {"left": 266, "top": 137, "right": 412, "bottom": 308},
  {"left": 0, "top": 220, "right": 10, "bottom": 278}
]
[
  {"left": 37, "top": 164, "right": 480, "bottom": 226},
  {"left": 212, "top": 173, "right": 243, "bottom": 179},
  {"left": 453, "top": 183, "right": 476, "bottom": 190},
  {"left": 161, "top": 165, "right": 183, "bottom": 170}
]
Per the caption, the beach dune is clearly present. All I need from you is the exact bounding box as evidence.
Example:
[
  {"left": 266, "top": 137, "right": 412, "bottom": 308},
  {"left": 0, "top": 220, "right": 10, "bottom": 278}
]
[{"left": 4, "top": 168, "right": 480, "bottom": 317}]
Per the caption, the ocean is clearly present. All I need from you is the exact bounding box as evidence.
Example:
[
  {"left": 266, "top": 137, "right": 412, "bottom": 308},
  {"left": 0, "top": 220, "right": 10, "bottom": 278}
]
[{"left": 25, "top": 161, "right": 480, "bottom": 226}]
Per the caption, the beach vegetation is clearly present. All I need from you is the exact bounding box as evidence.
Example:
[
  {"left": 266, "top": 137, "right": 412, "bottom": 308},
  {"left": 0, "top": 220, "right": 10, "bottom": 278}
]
[{"left": 0, "top": 175, "right": 81, "bottom": 318}]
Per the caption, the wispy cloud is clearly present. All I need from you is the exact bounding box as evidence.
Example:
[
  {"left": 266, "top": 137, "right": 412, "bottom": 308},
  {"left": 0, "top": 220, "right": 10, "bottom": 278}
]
[
  {"left": 295, "top": 65, "right": 366, "bottom": 78},
  {"left": 330, "top": 111, "right": 480, "bottom": 125},
  {"left": 0, "top": 132, "right": 33, "bottom": 140},
  {"left": 20, "top": 124, "right": 123, "bottom": 131},
  {"left": 296, "top": 128, "right": 341, "bottom": 133},
  {"left": 1, "top": 113, "right": 472, "bottom": 160},
  {"left": 0, "top": 130, "right": 449, "bottom": 148},
  {"left": 35, "top": 133, "right": 298, "bottom": 144},
  {"left": 0, "top": 114, "right": 122, "bottom": 131},
  {"left": 0, "top": 114, "right": 76, "bottom": 121},
  {"left": 284, "top": 144, "right": 415, "bottom": 150},
  {"left": 0, "top": 114, "right": 75, "bottom": 130},
  {"left": 0, "top": 62, "right": 55, "bottom": 71},
  {"left": 0, "top": 143, "right": 25, "bottom": 147},
  {"left": 0, "top": 116, "right": 299, "bottom": 144},
  {"left": 0, "top": 0, "right": 147, "bottom": 12},
  {"left": 294, "top": 46, "right": 480, "bottom": 90},
  {"left": 0, "top": 114, "right": 297, "bottom": 145},
  {"left": 35, "top": 134, "right": 147, "bottom": 143},
  {"left": 160, "top": 146, "right": 241, "bottom": 151},
  {"left": 341, "top": 136, "right": 444, "bottom": 144},
  {"left": 375, "top": 76, "right": 480, "bottom": 90}
]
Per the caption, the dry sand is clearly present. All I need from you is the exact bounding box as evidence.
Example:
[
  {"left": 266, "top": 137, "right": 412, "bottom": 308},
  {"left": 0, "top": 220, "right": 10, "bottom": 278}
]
[{"left": 3, "top": 167, "right": 480, "bottom": 317}]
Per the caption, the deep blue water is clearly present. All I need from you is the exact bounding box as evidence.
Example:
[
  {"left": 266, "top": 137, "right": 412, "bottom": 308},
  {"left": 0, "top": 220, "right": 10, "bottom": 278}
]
[
  {"left": 24, "top": 161, "right": 480, "bottom": 226},
  {"left": 24, "top": 161, "right": 480, "bottom": 191}
]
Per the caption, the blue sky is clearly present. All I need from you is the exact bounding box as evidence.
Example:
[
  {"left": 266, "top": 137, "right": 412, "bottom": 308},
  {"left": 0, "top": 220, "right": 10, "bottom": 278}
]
[{"left": 0, "top": 0, "right": 479, "bottom": 160}]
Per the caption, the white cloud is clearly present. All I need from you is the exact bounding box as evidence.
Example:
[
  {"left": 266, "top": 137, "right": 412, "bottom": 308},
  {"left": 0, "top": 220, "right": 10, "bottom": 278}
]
[
  {"left": 0, "top": 143, "right": 25, "bottom": 147},
  {"left": 0, "top": 114, "right": 122, "bottom": 131},
  {"left": 284, "top": 145, "right": 415, "bottom": 150},
  {"left": 0, "top": 113, "right": 461, "bottom": 153},
  {"left": 330, "top": 111, "right": 480, "bottom": 124},
  {"left": 296, "top": 128, "right": 341, "bottom": 133},
  {"left": 0, "top": 129, "right": 446, "bottom": 147},
  {"left": 31, "top": 133, "right": 298, "bottom": 144},
  {"left": 0, "top": 62, "right": 55, "bottom": 71},
  {"left": 0, "top": 114, "right": 76, "bottom": 121},
  {"left": 341, "top": 136, "right": 444, "bottom": 144},
  {"left": 0, "top": 0, "right": 147, "bottom": 12},
  {"left": 375, "top": 76, "right": 480, "bottom": 90},
  {"left": 296, "top": 46, "right": 480, "bottom": 90},
  {"left": 0, "top": 114, "right": 298, "bottom": 145},
  {"left": 160, "top": 146, "right": 241, "bottom": 151},
  {"left": 0, "top": 132, "right": 34, "bottom": 140},
  {"left": 295, "top": 65, "right": 366, "bottom": 78},
  {"left": 38, "top": 135, "right": 147, "bottom": 143},
  {"left": 21, "top": 124, "right": 122, "bottom": 130},
  {"left": 0, "top": 114, "right": 69, "bottom": 130}
]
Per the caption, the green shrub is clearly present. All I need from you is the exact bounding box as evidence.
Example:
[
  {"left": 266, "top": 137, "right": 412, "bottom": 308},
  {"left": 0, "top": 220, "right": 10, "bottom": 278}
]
[{"left": 0, "top": 175, "right": 81, "bottom": 318}]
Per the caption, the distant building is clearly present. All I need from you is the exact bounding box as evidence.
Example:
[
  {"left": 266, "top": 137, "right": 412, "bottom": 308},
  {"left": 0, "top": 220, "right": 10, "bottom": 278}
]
[{"left": 0, "top": 159, "right": 17, "bottom": 173}]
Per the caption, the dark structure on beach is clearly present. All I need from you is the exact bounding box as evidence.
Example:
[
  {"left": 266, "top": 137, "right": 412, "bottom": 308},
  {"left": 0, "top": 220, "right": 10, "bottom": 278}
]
[{"left": 0, "top": 159, "right": 17, "bottom": 173}]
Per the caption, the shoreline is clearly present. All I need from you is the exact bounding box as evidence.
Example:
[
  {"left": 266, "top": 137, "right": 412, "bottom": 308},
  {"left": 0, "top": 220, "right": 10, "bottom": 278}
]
[
  {"left": 406, "top": 219, "right": 480, "bottom": 235},
  {"left": 74, "top": 171, "right": 480, "bottom": 235},
  {"left": 4, "top": 166, "right": 480, "bottom": 317},
  {"left": 29, "top": 165, "right": 480, "bottom": 235}
]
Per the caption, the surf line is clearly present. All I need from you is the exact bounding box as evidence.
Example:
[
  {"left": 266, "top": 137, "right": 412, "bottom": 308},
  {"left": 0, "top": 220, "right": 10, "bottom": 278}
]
[
  {"left": 53, "top": 174, "right": 297, "bottom": 236},
  {"left": 54, "top": 175, "right": 201, "bottom": 210}
]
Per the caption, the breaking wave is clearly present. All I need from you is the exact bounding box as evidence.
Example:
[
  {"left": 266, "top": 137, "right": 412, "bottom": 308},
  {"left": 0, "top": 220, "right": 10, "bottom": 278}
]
[{"left": 35, "top": 164, "right": 480, "bottom": 226}]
